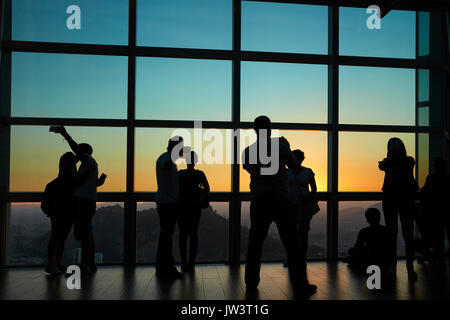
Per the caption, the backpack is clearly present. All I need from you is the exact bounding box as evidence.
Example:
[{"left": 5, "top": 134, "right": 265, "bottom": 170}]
[{"left": 41, "top": 178, "right": 59, "bottom": 217}]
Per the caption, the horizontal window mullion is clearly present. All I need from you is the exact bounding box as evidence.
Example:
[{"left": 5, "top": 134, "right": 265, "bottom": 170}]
[
  {"left": 8, "top": 117, "right": 128, "bottom": 127},
  {"left": 338, "top": 124, "right": 434, "bottom": 133},
  {"left": 3, "top": 40, "right": 129, "bottom": 56},
  {"left": 3, "top": 41, "right": 438, "bottom": 69}
]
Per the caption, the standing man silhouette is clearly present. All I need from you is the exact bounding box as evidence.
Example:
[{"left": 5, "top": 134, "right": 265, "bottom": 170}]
[
  {"left": 155, "top": 136, "right": 184, "bottom": 279},
  {"left": 242, "top": 116, "right": 316, "bottom": 296},
  {"left": 56, "top": 126, "right": 106, "bottom": 274}
]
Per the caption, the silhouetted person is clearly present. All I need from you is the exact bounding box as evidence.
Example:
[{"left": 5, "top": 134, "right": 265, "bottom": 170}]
[
  {"left": 417, "top": 157, "right": 450, "bottom": 265},
  {"left": 155, "top": 136, "right": 184, "bottom": 279},
  {"left": 55, "top": 126, "right": 106, "bottom": 274},
  {"left": 287, "top": 149, "right": 319, "bottom": 260},
  {"left": 41, "top": 152, "right": 78, "bottom": 275},
  {"left": 242, "top": 115, "right": 316, "bottom": 296},
  {"left": 345, "top": 208, "right": 391, "bottom": 272},
  {"left": 178, "top": 150, "right": 210, "bottom": 272},
  {"left": 379, "top": 137, "right": 418, "bottom": 281}
]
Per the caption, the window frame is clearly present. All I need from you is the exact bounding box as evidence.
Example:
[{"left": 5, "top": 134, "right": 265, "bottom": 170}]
[{"left": 0, "top": 0, "right": 441, "bottom": 267}]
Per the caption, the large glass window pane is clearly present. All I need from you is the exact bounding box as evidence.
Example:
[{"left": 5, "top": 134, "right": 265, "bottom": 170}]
[
  {"left": 339, "top": 201, "right": 405, "bottom": 258},
  {"left": 13, "top": 0, "right": 128, "bottom": 45},
  {"left": 137, "top": 0, "right": 232, "bottom": 49},
  {"left": 339, "top": 132, "right": 415, "bottom": 192},
  {"left": 137, "top": 202, "right": 228, "bottom": 263},
  {"left": 85, "top": 202, "right": 124, "bottom": 264},
  {"left": 339, "top": 66, "right": 415, "bottom": 125},
  {"left": 241, "top": 201, "right": 326, "bottom": 260},
  {"left": 239, "top": 129, "right": 327, "bottom": 192},
  {"left": 307, "top": 202, "right": 327, "bottom": 259},
  {"left": 240, "top": 202, "right": 283, "bottom": 262},
  {"left": 418, "top": 69, "right": 430, "bottom": 103},
  {"left": 135, "top": 128, "right": 232, "bottom": 192},
  {"left": 417, "top": 12, "right": 430, "bottom": 57},
  {"left": 10, "top": 126, "right": 126, "bottom": 192},
  {"left": 241, "top": 1, "right": 327, "bottom": 54},
  {"left": 339, "top": 7, "right": 415, "bottom": 59},
  {"left": 241, "top": 62, "right": 327, "bottom": 123},
  {"left": 8, "top": 203, "right": 48, "bottom": 265},
  {"left": 12, "top": 53, "right": 128, "bottom": 119},
  {"left": 136, "top": 58, "right": 231, "bottom": 121},
  {"left": 418, "top": 107, "right": 429, "bottom": 126},
  {"left": 9, "top": 202, "right": 124, "bottom": 265}
]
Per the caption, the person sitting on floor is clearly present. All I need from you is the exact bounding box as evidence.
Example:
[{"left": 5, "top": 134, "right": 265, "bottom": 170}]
[{"left": 345, "top": 208, "right": 392, "bottom": 273}]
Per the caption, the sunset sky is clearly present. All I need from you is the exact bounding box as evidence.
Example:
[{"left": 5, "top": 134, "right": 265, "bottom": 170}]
[{"left": 9, "top": 2, "right": 426, "bottom": 193}]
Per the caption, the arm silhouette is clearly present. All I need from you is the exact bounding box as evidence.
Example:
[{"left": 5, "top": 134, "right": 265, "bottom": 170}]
[{"left": 56, "top": 126, "right": 88, "bottom": 164}]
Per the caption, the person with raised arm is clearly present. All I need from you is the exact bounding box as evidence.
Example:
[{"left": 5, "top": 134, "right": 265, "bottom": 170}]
[{"left": 54, "top": 125, "right": 106, "bottom": 274}]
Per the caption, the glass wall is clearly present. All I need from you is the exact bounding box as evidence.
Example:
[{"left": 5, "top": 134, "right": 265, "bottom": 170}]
[
  {"left": 11, "top": 53, "right": 128, "bottom": 119},
  {"left": 338, "top": 201, "right": 406, "bottom": 258},
  {"left": 339, "top": 7, "right": 415, "bottom": 59},
  {"left": 241, "top": 2, "right": 328, "bottom": 54},
  {"left": 8, "top": 202, "right": 124, "bottom": 265},
  {"left": 12, "top": 0, "right": 129, "bottom": 45},
  {"left": 2, "top": 2, "right": 434, "bottom": 265},
  {"left": 338, "top": 132, "right": 415, "bottom": 192},
  {"left": 241, "top": 62, "right": 327, "bottom": 123},
  {"left": 240, "top": 201, "right": 327, "bottom": 261},
  {"left": 136, "top": 58, "right": 232, "bottom": 121},
  {"left": 135, "top": 128, "right": 232, "bottom": 192},
  {"left": 10, "top": 126, "right": 127, "bottom": 192},
  {"left": 339, "top": 66, "right": 415, "bottom": 126},
  {"left": 136, "top": 202, "right": 228, "bottom": 263}
]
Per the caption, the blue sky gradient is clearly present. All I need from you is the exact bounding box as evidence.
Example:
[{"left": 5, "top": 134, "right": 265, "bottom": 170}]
[{"left": 13, "top": 0, "right": 129, "bottom": 45}]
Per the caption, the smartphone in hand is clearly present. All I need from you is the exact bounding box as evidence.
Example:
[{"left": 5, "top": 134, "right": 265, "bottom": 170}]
[{"left": 100, "top": 173, "right": 107, "bottom": 180}]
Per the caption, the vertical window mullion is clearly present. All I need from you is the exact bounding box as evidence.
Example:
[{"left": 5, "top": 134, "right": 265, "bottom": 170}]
[
  {"left": 124, "top": 0, "right": 137, "bottom": 267},
  {"left": 327, "top": 5, "right": 339, "bottom": 262}
]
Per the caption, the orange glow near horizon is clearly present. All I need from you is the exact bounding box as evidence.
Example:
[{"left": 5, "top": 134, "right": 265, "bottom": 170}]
[
  {"left": 339, "top": 132, "right": 416, "bottom": 192},
  {"left": 239, "top": 129, "right": 328, "bottom": 192},
  {"left": 134, "top": 128, "right": 232, "bottom": 192},
  {"left": 10, "top": 126, "right": 126, "bottom": 192},
  {"left": 9, "top": 126, "right": 425, "bottom": 194}
]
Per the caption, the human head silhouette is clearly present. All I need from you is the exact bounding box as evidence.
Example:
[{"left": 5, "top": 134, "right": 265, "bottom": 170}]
[
  {"left": 59, "top": 152, "right": 78, "bottom": 176},
  {"left": 254, "top": 115, "right": 272, "bottom": 139},
  {"left": 79, "top": 143, "right": 93, "bottom": 156},
  {"left": 387, "top": 137, "right": 407, "bottom": 160},
  {"left": 292, "top": 149, "right": 305, "bottom": 165},
  {"left": 365, "top": 208, "right": 381, "bottom": 226},
  {"left": 186, "top": 150, "right": 198, "bottom": 170}
]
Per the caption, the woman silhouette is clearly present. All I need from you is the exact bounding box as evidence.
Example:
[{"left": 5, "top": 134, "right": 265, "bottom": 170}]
[
  {"left": 287, "top": 149, "right": 319, "bottom": 260},
  {"left": 379, "top": 137, "right": 419, "bottom": 281},
  {"left": 178, "top": 150, "right": 210, "bottom": 272},
  {"left": 42, "top": 152, "right": 78, "bottom": 275}
]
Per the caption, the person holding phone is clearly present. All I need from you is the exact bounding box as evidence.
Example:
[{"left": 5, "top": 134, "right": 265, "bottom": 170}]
[{"left": 53, "top": 125, "right": 107, "bottom": 274}]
